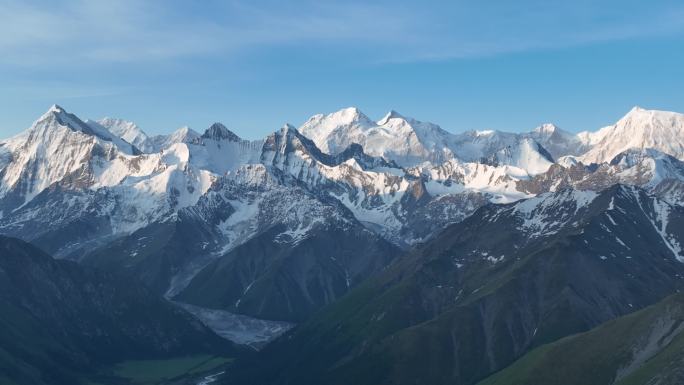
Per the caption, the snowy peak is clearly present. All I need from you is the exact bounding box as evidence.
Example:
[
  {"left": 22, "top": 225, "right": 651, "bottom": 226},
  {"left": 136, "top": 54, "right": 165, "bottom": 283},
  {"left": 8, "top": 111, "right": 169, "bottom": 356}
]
[
  {"left": 316, "top": 107, "right": 373, "bottom": 125},
  {"left": 261, "top": 123, "right": 397, "bottom": 173},
  {"left": 299, "top": 107, "right": 456, "bottom": 167},
  {"left": 301, "top": 107, "right": 374, "bottom": 133},
  {"left": 97, "top": 117, "right": 149, "bottom": 151},
  {"left": 619, "top": 106, "right": 684, "bottom": 129},
  {"left": 499, "top": 138, "right": 554, "bottom": 173},
  {"left": 47, "top": 104, "right": 65, "bottom": 115},
  {"left": 26, "top": 105, "right": 140, "bottom": 155},
  {"left": 298, "top": 107, "right": 375, "bottom": 155},
  {"left": 627, "top": 105, "right": 646, "bottom": 114},
  {"left": 262, "top": 124, "right": 324, "bottom": 163},
  {"left": 579, "top": 107, "right": 684, "bottom": 164},
  {"left": 298, "top": 106, "right": 560, "bottom": 173},
  {"left": 330, "top": 107, "right": 372, "bottom": 123},
  {"left": 201, "top": 122, "right": 241, "bottom": 142},
  {"left": 525, "top": 123, "right": 586, "bottom": 160},
  {"left": 161, "top": 126, "right": 201, "bottom": 146},
  {"left": 0, "top": 105, "right": 144, "bottom": 205},
  {"left": 530, "top": 123, "right": 575, "bottom": 145},
  {"left": 450, "top": 130, "right": 554, "bottom": 175},
  {"left": 377, "top": 110, "right": 406, "bottom": 125},
  {"left": 34, "top": 104, "right": 93, "bottom": 135},
  {"left": 533, "top": 123, "right": 559, "bottom": 135}
]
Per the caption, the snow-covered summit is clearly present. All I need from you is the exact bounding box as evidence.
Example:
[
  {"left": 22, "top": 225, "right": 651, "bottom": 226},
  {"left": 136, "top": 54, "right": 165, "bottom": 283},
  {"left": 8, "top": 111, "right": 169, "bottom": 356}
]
[
  {"left": 298, "top": 107, "right": 375, "bottom": 155},
  {"left": 97, "top": 117, "right": 150, "bottom": 152},
  {"left": 0, "top": 105, "right": 141, "bottom": 204},
  {"left": 526, "top": 123, "right": 587, "bottom": 160},
  {"left": 2, "top": 103, "right": 684, "bottom": 272},
  {"left": 377, "top": 110, "right": 405, "bottom": 125},
  {"left": 449, "top": 129, "right": 554, "bottom": 175},
  {"left": 148, "top": 126, "right": 201, "bottom": 151},
  {"left": 299, "top": 107, "right": 457, "bottom": 167},
  {"left": 22, "top": 105, "right": 137, "bottom": 153},
  {"left": 299, "top": 107, "right": 562, "bottom": 174},
  {"left": 579, "top": 107, "right": 684, "bottom": 164}
]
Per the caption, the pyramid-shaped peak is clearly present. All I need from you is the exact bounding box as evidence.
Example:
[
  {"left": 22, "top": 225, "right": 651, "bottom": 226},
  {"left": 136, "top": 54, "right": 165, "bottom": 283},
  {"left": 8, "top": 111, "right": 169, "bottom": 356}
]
[
  {"left": 281, "top": 123, "right": 297, "bottom": 131},
  {"left": 48, "top": 104, "right": 65, "bottom": 113},
  {"left": 38, "top": 104, "right": 68, "bottom": 121},
  {"left": 202, "top": 122, "right": 241, "bottom": 142},
  {"left": 35, "top": 104, "right": 87, "bottom": 131},
  {"left": 378, "top": 110, "right": 406, "bottom": 125}
]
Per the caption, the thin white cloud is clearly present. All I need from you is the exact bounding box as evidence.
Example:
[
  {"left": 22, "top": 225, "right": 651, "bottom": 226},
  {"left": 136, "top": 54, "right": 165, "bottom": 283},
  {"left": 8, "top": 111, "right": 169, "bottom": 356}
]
[
  {"left": 0, "top": 0, "right": 413, "bottom": 65},
  {"left": 0, "top": 0, "right": 683, "bottom": 67}
]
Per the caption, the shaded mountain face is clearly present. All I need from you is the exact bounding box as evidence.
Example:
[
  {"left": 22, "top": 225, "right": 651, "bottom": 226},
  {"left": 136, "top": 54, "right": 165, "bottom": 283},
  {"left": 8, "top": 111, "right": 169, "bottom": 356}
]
[
  {"left": 81, "top": 167, "right": 401, "bottom": 321},
  {"left": 176, "top": 219, "right": 399, "bottom": 322},
  {"left": 202, "top": 122, "right": 242, "bottom": 142},
  {"left": 231, "top": 185, "right": 684, "bottom": 385},
  {"left": 0, "top": 236, "right": 238, "bottom": 385},
  {"left": 478, "top": 293, "right": 684, "bottom": 385}
]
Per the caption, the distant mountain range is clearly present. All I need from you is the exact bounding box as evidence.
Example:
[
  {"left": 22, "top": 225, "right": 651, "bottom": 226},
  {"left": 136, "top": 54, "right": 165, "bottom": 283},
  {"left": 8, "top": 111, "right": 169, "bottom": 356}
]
[{"left": 1, "top": 105, "right": 684, "bottom": 384}]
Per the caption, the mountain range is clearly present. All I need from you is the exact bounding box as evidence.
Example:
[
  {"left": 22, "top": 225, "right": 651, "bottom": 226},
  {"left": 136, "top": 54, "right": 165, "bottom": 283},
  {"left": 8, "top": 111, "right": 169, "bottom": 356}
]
[
  {"left": 232, "top": 184, "right": 684, "bottom": 384},
  {"left": 1, "top": 104, "right": 684, "bottom": 384}
]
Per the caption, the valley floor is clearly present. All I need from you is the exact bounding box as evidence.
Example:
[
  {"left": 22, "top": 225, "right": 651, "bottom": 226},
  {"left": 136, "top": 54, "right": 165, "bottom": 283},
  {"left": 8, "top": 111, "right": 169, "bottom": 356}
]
[
  {"left": 88, "top": 355, "right": 233, "bottom": 385},
  {"left": 175, "top": 302, "right": 294, "bottom": 349}
]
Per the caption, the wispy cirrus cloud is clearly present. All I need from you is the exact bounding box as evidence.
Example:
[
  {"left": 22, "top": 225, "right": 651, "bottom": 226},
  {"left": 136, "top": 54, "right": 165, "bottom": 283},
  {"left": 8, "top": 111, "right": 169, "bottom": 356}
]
[
  {"left": 1, "top": 0, "right": 683, "bottom": 67},
  {"left": 0, "top": 0, "right": 414, "bottom": 66}
]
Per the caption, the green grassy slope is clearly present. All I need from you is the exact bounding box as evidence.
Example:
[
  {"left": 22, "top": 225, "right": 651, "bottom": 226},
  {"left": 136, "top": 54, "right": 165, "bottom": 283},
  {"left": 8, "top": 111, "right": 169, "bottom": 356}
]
[
  {"left": 228, "top": 186, "right": 684, "bottom": 385},
  {"left": 478, "top": 293, "right": 684, "bottom": 385}
]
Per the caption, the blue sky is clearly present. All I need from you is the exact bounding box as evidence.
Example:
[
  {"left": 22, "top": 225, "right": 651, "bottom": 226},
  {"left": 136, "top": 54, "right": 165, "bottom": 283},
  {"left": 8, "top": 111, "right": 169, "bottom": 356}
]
[{"left": 1, "top": 0, "right": 683, "bottom": 139}]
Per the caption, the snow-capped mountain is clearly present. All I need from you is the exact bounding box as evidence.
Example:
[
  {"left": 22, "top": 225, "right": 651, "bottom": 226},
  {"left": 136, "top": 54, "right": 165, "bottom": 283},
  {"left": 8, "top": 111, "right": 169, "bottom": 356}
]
[
  {"left": 526, "top": 123, "right": 589, "bottom": 159},
  {"left": 298, "top": 107, "right": 555, "bottom": 175},
  {"left": 298, "top": 106, "right": 684, "bottom": 175},
  {"left": 2, "top": 104, "right": 683, "bottom": 251},
  {"left": 0, "top": 105, "right": 140, "bottom": 207},
  {"left": 97, "top": 117, "right": 151, "bottom": 152},
  {"left": 97, "top": 117, "right": 206, "bottom": 153},
  {"left": 149, "top": 126, "right": 202, "bottom": 150},
  {"left": 298, "top": 107, "right": 454, "bottom": 167},
  {"left": 450, "top": 130, "right": 555, "bottom": 174},
  {"left": 2, "top": 103, "right": 684, "bottom": 329},
  {"left": 578, "top": 106, "right": 684, "bottom": 164}
]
